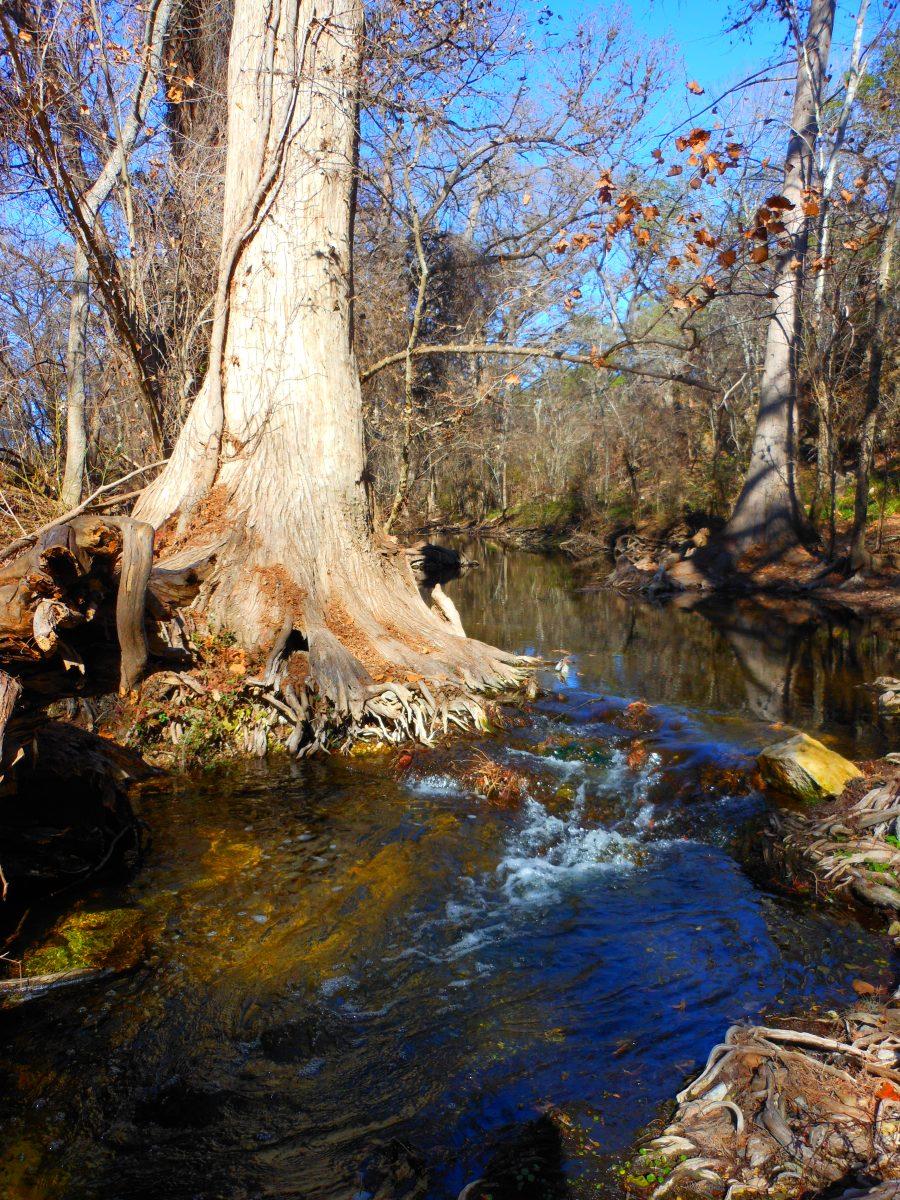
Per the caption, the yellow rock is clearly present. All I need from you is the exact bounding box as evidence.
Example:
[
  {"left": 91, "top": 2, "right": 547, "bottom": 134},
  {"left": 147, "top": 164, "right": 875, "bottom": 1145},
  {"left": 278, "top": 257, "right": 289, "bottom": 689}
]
[{"left": 757, "top": 732, "right": 862, "bottom": 802}]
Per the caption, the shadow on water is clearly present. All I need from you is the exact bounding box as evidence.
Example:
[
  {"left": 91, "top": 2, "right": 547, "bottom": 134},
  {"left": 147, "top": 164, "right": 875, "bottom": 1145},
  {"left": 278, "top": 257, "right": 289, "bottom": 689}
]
[{"left": 0, "top": 544, "right": 895, "bottom": 1200}]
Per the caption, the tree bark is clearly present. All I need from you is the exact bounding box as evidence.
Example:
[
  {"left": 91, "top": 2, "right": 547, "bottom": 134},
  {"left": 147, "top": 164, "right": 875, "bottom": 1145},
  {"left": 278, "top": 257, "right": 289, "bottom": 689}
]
[
  {"left": 60, "top": 243, "right": 90, "bottom": 508},
  {"left": 724, "top": 0, "right": 836, "bottom": 556},
  {"left": 134, "top": 0, "right": 525, "bottom": 733},
  {"left": 849, "top": 167, "right": 900, "bottom": 572}
]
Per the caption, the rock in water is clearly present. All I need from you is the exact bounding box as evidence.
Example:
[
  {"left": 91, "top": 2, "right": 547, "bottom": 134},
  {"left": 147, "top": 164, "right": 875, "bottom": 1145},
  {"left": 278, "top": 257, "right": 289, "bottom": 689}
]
[{"left": 757, "top": 732, "right": 862, "bottom": 802}]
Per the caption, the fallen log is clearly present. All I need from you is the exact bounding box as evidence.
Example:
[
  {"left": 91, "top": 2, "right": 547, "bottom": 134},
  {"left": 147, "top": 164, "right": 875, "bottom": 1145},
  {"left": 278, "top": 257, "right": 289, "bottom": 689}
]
[{"left": 0, "top": 966, "right": 115, "bottom": 1007}]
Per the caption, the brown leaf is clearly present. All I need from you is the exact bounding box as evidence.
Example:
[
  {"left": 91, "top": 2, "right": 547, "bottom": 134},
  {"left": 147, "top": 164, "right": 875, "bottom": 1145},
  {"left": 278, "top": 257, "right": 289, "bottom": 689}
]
[
  {"left": 666, "top": 255, "right": 682, "bottom": 271},
  {"left": 725, "top": 142, "right": 744, "bottom": 160},
  {"left": 840, "top": 187, "right": 854, "bottom": 203},
  {"left": 765, "top": 194, "right": 794, "bottom": 210},
  {"left": 635, "top": 227, "right": 651, "bottom": 246},
  {"left": 803, "top": 199, "right": 820, "bottom": 217},
  {"left": 667, "top": 165, "right": 683, "bottom": 177},
  {"left": 571, "top": 231, "right": 598, "bottom": 251},
  {"left": 18, "top": 28, "right": 33, "bottom": 42},
  {"left": 689, "top": 176, "right": 702, "bottom": 190},
  {"left": 687, "top": 80, "right": 705, "bottom": 94},
  {"left": 749, "top": 245, "right": 769, "bottom": 264},
  {"left": 852, "top": 979, "right": 876, "bottom": 996},
  {"left": 651, "top": 148, "right": 664, "bottom": 163},
  {"left": 717, "top": 249, "right": 737, "bottom": 268},
  {"left": 687, "top": 128, "right": 711, "bottom": 151},
  {"left": 642, "top": 205, "right": 659, "bottom": 220}
]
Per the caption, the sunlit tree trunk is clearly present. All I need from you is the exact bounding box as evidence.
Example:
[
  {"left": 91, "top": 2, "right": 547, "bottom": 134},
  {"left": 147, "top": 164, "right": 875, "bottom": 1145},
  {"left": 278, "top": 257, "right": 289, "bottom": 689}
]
[
  {"left": 849, "top": 167, "right": 899, "bottom": 572},
  {"left": 60, "top": 244, "right": 89, "bottom": 507},
  {"left": 136, "top": 0, "right": 523, "bottom": 722},
  {"left": 724, "top": 0, "right": 836, "bottom": 556}
]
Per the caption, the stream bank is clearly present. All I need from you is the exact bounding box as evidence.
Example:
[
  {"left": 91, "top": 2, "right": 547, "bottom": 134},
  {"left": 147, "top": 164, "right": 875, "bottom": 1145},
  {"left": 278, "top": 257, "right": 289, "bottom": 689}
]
[{"left": 0, "top": 543, "right": 897, "bottom": 1199}]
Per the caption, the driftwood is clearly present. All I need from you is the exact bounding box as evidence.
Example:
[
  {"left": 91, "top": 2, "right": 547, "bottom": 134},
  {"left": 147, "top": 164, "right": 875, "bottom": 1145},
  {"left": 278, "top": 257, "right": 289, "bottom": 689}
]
[
  {"left": 406, "top": 542, "right": 476, "bottom": 637},
  {"left": 0, "top": 966, "right": 114, "bottom": 1007},
  {"left": 0, "top": 514, "right": 214, "bottom": 697},
  {"left": 0, "top": 516, "right": 209, "bottom": 910}
]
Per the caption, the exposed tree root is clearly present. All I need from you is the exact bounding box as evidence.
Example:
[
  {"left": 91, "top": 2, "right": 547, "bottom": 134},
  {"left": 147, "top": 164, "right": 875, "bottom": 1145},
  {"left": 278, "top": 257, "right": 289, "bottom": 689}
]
[
  {"left": 0, "top": 510, "right": 534, "bottom": 760},
  {"left": 764, "top": 766, "right": 900, "bottom": 919},
  {"left": 631, "top": 1004, "right": 900, "bottom": 1199}
]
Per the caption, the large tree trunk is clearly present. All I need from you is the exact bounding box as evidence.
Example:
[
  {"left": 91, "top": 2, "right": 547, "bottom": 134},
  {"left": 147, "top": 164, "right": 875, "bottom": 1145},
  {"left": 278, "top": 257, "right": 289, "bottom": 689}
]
[
  {"left": 849, "top": 167, "right": 900, "bottom": 572},
  {"left": 134, "top": 0, "right": 524, "bottom": 735},
  {"left": 724, "top": 0, "right": 836, "bottom": 556}
]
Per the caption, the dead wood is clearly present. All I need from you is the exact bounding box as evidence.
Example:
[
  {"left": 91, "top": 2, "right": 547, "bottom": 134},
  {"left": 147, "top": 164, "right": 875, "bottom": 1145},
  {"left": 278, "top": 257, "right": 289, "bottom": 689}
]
[
  {"left": 764, "top": 767, "right": 900, "bottom": 920},
  {"left": 0, "top": 966, "right": 115, "bottom": 1007},
  {"left": 635, "top": 1005, "right": 900, "bottom": 1199}
]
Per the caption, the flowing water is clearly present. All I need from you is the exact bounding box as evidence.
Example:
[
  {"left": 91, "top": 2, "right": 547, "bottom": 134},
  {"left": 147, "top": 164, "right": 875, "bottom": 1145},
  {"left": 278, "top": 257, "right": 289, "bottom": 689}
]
[{"left": 0, "top": 544, "right": 897, "bottom": 1200}]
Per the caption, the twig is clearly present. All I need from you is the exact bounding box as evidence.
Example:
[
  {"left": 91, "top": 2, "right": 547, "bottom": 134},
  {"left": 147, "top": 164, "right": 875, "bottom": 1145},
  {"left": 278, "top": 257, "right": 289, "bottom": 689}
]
[
  {"left": 0, "top": 461, "right": 167, "bottom": 562},
  {"left": 0, "top": 487, "right": 26, "bottom": 534}
]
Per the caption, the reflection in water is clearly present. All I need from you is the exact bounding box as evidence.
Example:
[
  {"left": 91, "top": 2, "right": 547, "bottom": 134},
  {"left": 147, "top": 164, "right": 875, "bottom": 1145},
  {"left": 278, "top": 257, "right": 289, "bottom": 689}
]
[
  {"left": 0, "top": 546, "right": 895, "bottom": 1200},
  {"left": 451, "top": 539, "right": 896, "bottom": 757}
]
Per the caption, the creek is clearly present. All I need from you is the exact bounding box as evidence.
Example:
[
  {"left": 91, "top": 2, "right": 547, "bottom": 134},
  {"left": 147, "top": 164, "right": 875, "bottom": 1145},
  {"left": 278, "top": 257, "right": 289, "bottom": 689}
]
[{"left": 0, "top": 543, "right": 896, "bottom": 1199}]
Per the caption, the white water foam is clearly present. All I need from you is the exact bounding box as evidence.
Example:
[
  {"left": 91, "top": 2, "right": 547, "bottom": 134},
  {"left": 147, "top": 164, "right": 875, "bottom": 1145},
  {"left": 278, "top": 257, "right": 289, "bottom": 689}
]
[
  {"left": 405, "top": 773, "right": 467, "bottom": 797},
  {"left": 497, "top": 788, "right": 634, "bottom": 906}
]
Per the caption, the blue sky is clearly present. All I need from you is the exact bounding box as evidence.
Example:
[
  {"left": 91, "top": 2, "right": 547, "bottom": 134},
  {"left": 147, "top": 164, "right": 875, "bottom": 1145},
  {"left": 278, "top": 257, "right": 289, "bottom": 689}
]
[{"left": 542, "top": 0, "right": 883, "bottom": 98}]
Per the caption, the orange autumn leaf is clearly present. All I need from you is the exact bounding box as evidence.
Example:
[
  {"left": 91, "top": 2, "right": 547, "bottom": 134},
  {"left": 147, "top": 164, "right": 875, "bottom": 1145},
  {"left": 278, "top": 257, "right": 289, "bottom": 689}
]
[
  {"left": 717, "top": 249, "right": 737, "bottom": 268},
  {"left": 877, "top": 1081, "right": 900, "bottom": 1102},
  {"left": 749, "top": 244, "right": 769, "bottom": 264},
  {"left": 840, "top": 187, "right": 854, "bottom": 203},
  {"left": 765, "top": 194, "right": 794, "bottom": 211},
  {"left": 687, "top": 80, "right": 705, "bottom": 94},
  {"left": 852, "top": 979, "right": 876, "bottom": 996},
  {"left": 803, "top": 199, "right": 820, "bottom": 217},
  {"left": 667, "top": 164, "right": 683, "bottom": 177}
]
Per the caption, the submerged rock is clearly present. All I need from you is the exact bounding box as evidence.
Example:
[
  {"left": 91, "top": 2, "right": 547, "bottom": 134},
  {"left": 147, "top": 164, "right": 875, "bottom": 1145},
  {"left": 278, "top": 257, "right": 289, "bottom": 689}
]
[
  {"left": 21, "top": 906, "right": 147, "bottom": 976},
  {"left": 757, "top": 732, "right": 862, "bottom": 802}
]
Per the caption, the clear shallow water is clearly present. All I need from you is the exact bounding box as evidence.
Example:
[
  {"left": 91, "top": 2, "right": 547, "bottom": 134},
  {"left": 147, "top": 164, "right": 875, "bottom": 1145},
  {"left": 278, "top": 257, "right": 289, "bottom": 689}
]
[{"left": 0, "top": 546, "right": 896, "bottom": 1200}]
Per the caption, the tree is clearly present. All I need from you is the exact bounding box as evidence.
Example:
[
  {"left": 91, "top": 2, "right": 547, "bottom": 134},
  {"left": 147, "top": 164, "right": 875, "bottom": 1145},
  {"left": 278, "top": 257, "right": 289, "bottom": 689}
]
[
  {"left": 849, "top": 165, "right": 899, "bottom": 570},
  {"left": 723, "top": 0, "right": 837, "bottom": 555},
  {"left": 133, "top": 0, "right": 526, "bottom": 736}
]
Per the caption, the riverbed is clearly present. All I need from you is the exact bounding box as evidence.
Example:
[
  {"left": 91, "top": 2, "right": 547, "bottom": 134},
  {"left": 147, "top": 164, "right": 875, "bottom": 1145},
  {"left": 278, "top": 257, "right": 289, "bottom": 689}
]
[{"left": 0, "top": 544, "right": 896, "bottom": 1199}]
